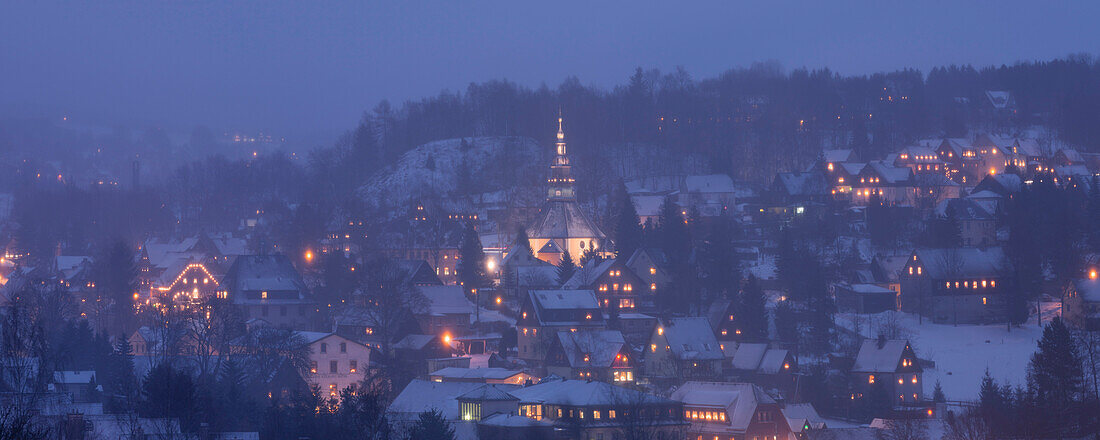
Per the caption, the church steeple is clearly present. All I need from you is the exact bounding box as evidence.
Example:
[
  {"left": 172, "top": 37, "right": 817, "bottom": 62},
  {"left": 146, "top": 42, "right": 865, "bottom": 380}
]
[{"left": 548, "top": 113, "right": 575, "bottom": 200}]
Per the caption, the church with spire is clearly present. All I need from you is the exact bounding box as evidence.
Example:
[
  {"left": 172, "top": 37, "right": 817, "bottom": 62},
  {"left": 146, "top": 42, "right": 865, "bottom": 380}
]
[{"left": 524, "top": 114, "right": 608, "bottom": 265}]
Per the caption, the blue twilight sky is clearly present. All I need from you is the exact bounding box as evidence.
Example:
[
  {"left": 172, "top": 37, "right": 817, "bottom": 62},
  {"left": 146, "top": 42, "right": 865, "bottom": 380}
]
[{"left": 2, "top": 1, "right": 1098, "bottom": 141}]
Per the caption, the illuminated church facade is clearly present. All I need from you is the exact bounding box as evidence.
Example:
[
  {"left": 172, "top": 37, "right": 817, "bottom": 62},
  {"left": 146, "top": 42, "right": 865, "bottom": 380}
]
[{"left": 525, "top": 115, "right": 608, "bottom": 265}]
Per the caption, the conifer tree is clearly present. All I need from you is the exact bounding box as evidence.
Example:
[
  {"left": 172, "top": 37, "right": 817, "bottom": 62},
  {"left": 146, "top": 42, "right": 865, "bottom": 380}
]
[
  {"left": 458, "top": 222, "right": 489, "bottom": 296},
  {"left": 556, "top": 249, "right": 576, "bottom": 286},
  {"left": 611, "top": 182, "right": 643, "bottom": 258},
  {"left": 513, "top": 226, "right": 534, "bottom": 259},
  {"left": 1027, "top": 317, "right": 1084, "bottom": 435},
  {"left": 407, "top": 409, "right": 455, "bottom": 440},
  {"left": 774, "top": 300, "right": 797, "bottom": 344},
  {"left": 738, "top": 275, "right": 768, "bottom": 341},
  {"left": 106, "top": 334, "right": 137, "bottom": 412},
  {"left": 932, "top": 380, "right": 945, "bottom": 403}
]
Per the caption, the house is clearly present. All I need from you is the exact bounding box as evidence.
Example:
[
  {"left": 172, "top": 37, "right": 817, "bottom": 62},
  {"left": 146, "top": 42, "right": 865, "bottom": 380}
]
[
  {"left": 893, "top": 146, "right": 944, "bottom": 175},
  {"left": 428, "top": 367, "right": 535, "bottom": 385},
  {"left": 899, "top": 247, "right": 1008, "bottom": 324},
  {"left": 850, "top": 339, "right": 923, "bottom": 406},
  {"left": 615, "top": 312, "right": 659, "bottom": 346},
  {"left": 1064, "top": 275, "right": 1100, "bottom": 330},
  {"left": 727, "top": 343, "right": 797, "bottom": 391},
  {"left": 972, "top": 173, "right": 1023, "bottom": 199},
  {"left": 416, "top": 285, "right": 474, "bottom": 338},
  {"left": 511, "top": 378, "right": 686, "bottom": 440},
  {"left": 1011, "top": 139, "right": 1047, "bottom": 174},
  {"left": 870, "top": 255, "right": 910, "bottom": 294},
  {"left": 670, "top": 381, "right": 793, "bottom": 440},
  {"left": 388, "top": 379, "right": 520, "bottom": 439},
  {"left": 850, "top": 161, "right": 913, "bottom": 206},
  {"left": 563, "top": 257, "right": 652, "bottom": 311},
  {"left": 49, "top": 371, "right": 100, "bottom": 403},
  {"left": 966, "top": 190, "right": 1004, "bottom": 217},
  {"left": 297, "top": 331, "right": 371, "bottom": 400},
  {"left": 516, "top": 290, "right": 605, "bottom": 364},
  {"left": 151, "top": 262, "right": 222, "bottom": 306},
  {"left": 935, "top": 198, "right": 996, "bottom": 247},
  {"left": 392, "top": 259, "right": 445, "bottom": 286},
  {"left": 625, "top": 248, "right": 673, "bottom": 301},
  {"left": 782, "top": 403, "right": 828, "bottom": 438},
  {"left": 220, "top": 255, "right": 315, "bottom": 329},
  {"left": 544, "top": 329, "right": 635, "bottom": 383},
  {"left": 644, "top": 317, "right": 725, "bottom": 381},
  {"left": 771, "top": 171, "right": 828, "bottom": 207},
  {"left": 836, "top": 283, "right": 897, "bottom": 314},
  {"left": 1052, "top": 148, "right": 1085, "bottom": 167}
]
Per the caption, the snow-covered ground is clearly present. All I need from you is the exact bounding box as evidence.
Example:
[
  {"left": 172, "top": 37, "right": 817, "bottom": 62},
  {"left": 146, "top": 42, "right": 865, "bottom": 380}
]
[{"left": 836, "top": 310, "right": 1051, "bottom": 401}]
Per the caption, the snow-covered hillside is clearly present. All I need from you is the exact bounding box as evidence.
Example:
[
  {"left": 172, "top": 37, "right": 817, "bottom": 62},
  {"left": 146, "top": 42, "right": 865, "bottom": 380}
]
[
  {"left": 837, "top": 311, "right": 1045, "bottom": 401},
  {"left": 359, "top": 136, "right": 543, "bottom": 210}
]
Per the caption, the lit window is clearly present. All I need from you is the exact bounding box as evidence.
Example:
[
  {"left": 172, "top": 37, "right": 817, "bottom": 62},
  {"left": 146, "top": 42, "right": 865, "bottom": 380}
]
[
  {"left": 650, "top": 267, "right": 656, "bottom": 275},
  {"left": 868, "top": 375, "right": 875, "bottom": 384}
]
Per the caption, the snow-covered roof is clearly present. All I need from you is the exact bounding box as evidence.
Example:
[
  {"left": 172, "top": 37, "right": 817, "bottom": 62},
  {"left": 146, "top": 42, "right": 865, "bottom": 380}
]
[
  {"left": 221, "top": 254, "right": 306, "bottom": 297},
  {"left": 775, "top": 172, "right": 827, "bottom": 196},
  {"left": 782, "top": 403, "right": 826, "bottom": 433},
  {"left": 1072, "top": 278, "right": 1100, "bottom": 302},
  {"left": 389, "top": 379, "right": 518, "bottom": 420},
  {"left": 967, "top": 190, "right": 1002, "bottom": 200},
  {"left": 529, "top": 290, "right": 599, "bottom": 311},
  {"left": 1054, "top": 164, "right": 1091, "bottom": 178},
  {"left": 631, "top": 195, "right": 666, "bottom": 217},
  {"left": 554, "top": 330, "right": 625, "bottom": 368},
  {"left": 866, "top": 161, "right": 911, "bottom": 184},
  {"left": 913, "top": 247, "right": 1006, "bottom": 279},
  {"left": 515, "top": 266, "right": 559, "bottom": 287},
  {"left": 729, "top": 343, "right": 788, "bottom": 374},
  {"left": 1014, "top": 139, "right": 1043, "bottom": 157},
  {"left": 527, "top": 200, "right": 606, "bottom": 240},
  {"left": 822, "top": 149, "right": 856, "bottom": 163},
  {"left": 456, "top": 384, "right": 519, "bottom": 401},
  {"left": 852, "top": 339, "right": 913, "bottom": 373},
  {"left": 562, "top": 258, "right": 616, "bottom": 289},
  {"left": 976, "top": 174, "right": 1023, "bottom": 195},
  {"left": 430, "top": 367, "right": 528, "bottom": 381},
  {"left": 685, "top": 174, "right": 736, "bottom": 193},
  {"left": 985, "top": 91, "right": 1012, "bottom": 109},
  {"left": 509, "top": 379, "right": 671, "bottom": 407},
  {"left": 670, "top": 381, "right": 776, "bottom": 431},
  {"left": 934, "top": 198, "right": 993, "bottom": 221},
  {"left": 660, "top": 317, "right": 723, "bottom": 360},
  {"left": 839, "top": 163, "right": 866, "bottom": 175},
  {"left": 842, "top": 283, "right": 895, "bottom": 294},
  {"left": 418, "top": 286, "right": 474, "bottom": 316},
  {"left": 1057, "top": 148, "right": 1085, "bottom": 163},
  {"left": 527, "top": 290, "right": 602, "bottom": 326}
]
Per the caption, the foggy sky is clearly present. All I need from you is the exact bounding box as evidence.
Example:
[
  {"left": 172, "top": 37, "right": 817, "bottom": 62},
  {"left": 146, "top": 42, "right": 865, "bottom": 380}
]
[{"left": 2, "top": 1, "right": 1098, "bottom": 142}]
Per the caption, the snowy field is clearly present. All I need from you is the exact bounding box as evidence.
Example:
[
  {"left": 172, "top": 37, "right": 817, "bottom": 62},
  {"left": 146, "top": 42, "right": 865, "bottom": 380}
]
[{"left": 835, "top": 310, "right": 1053, "bottom": 401}]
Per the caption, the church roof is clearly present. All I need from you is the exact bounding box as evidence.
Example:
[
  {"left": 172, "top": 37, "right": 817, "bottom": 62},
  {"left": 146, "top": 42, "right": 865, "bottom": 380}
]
[{"left": 527, "top": 200, "right": 606, "bottom": 240}]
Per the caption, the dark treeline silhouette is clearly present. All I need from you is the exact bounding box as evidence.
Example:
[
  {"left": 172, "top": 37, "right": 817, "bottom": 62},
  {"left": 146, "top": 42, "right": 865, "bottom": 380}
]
[{"left": 321, "top": 55, "right": 1100, "bottom": 189}]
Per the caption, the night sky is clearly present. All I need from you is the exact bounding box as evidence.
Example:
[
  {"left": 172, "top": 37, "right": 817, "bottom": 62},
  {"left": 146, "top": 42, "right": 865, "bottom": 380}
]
[{"left": 2, "top": 1, "right": 1098, "bottom": 139}]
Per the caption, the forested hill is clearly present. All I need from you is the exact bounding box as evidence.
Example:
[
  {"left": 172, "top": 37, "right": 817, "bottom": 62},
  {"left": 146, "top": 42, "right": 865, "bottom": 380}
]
[{"left": 334, "top": 56, "right": 1100, "bottom": 184}]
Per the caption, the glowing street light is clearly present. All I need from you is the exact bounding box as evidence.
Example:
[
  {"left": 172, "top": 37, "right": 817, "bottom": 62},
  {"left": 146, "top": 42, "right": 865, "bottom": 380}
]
[
  {"left": 486, "top": 258, "right": 496, "bottom": 272},
  {"left": 304, "top": 250, "right": 314, "bottom": 263}
]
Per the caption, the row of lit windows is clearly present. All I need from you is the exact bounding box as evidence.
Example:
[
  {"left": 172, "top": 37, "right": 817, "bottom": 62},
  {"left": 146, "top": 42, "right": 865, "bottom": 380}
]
[
  {"left": 868, "top": 374, "right": 917, "bottom": 384},
  {"left": 686, "top": 409, "right": 726, "bottom": 422},
  {"left": 944, "top": 280, "right": 996, "bottom": 289},
  {"left": 612, "top": 370, "right": 634, "bottom": 382}
]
